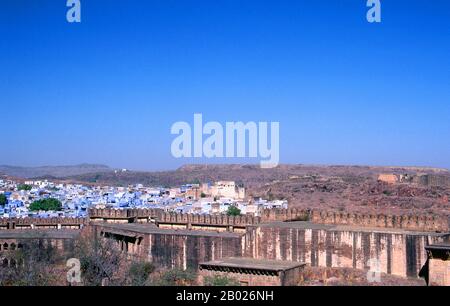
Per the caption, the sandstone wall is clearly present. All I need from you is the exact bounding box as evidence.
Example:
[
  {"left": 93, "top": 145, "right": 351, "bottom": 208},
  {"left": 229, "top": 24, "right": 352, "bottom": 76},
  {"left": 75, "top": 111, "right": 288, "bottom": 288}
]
[
  {"left": 0, "top": 237, "right": 76, "bottom": 267},
  {"left": 88, "top": 208, "right": 449, "bottom": 233},
  {"left": 244, "top": 224, "right": 441, "bottom": 278},
  {"left": 91, "top": 222, "right": 244, "bottom": 271},
  {"left": 88, "top": 208, "right": 261, "bottom": 227},
  {"left": 413, "top": 174, "right": 450, "bottom": 188},
  {"left": 309, "top": 210, "right": 449, "bottom": 232},
  {"left": 146, "top": 233, "right": 243, "bottom": 270},
  {"left": 0, "top": 217, "right": 86, "bottom": 230},
  {"left": 92, "top": 218, "right": 446, "bottom": 279},
  {"left": 429, "top": 258, "right": 450, "bottom": 285}
]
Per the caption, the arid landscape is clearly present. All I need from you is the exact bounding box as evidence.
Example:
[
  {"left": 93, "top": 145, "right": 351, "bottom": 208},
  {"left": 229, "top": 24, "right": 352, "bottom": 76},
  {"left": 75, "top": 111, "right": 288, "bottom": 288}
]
[{"left": 2, "top": 164, "right": 449, "bottom": 217}]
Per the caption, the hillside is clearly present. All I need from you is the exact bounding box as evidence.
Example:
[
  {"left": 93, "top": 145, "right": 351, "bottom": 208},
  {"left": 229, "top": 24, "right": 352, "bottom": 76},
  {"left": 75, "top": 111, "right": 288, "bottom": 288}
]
[
  {"left": 59, "top": 164, "right": 450, "bottom": 187},
  {"left": 0, "top": 164, "right": 113, "bottom": 179},
  {"left": 45, "top": 164, "right": 450, "bottom": 216}
]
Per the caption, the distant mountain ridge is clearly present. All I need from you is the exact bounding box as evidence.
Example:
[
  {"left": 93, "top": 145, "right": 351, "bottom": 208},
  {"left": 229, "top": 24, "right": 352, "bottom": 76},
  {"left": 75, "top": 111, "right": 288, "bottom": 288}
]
[
  {"left": 0, "top": 164, "right": 112, "bottom": 179},
  {"left": 31, "top": 163, "right": 449, "bottom": 187},
  {"left": 2, "top": 163, "right": 449, "bottom": 185}
]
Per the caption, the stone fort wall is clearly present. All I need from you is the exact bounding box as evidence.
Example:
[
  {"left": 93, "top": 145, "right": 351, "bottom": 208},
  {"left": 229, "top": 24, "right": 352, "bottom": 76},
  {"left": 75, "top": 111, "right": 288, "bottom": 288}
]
[
  {"left": 0, "top": 217, "right": 86, "bottom": 230},
  {"left": 0, "top": 207, "right": 448, "bottom": 279},
  {"left": 88, "top": 208, "right": 449, "bottom": 232},
  {"left": 92, "top": 220, "right": 446, "bottom": 278},
  {"left": 88, "top": 208, "right": 263, "bottom": 227},
  {"left": 90, "top": 223, "right": 243, "bottom": 271},
  {"left": 413, "top": 174, "right": 450, "bottom": 188},
  {"left": 0, "top": 208, "right": 447, "bottom": 232},
  {"left": 0, "top": 235, "right": 77, "bottom": 267},
  {"left": 244, "top": 224, "right": 443, "bottom": 278},
  {"left": 308, "top": 210, "right": 449, "bottom": 233}
]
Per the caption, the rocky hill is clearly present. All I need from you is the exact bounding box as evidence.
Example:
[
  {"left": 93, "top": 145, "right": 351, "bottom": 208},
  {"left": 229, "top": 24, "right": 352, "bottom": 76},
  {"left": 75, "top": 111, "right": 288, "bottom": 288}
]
[
  {"left": 58, "top": 163, "right": 450, "bottom": 187},
  {"left": 0, "top": 164, "right": 113, "bottom": 179}
]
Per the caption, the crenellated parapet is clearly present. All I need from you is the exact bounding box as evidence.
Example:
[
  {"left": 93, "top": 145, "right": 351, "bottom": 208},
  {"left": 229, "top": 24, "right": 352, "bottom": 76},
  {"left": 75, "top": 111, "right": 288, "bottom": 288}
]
[
  {"left": 89, "top": 208, "right": 160, "bottom": 219},
  {"left": 156, "top": 212, "right": 261, "bottom": 226},
  {"left": 86, "top": 207, "right": 449, "bottom": 232},
  {"left": 88, "top": 208, "right": 262, "bottom": 227},
  {"left": 260, "top": 208, "right": 310, "bottom": 222},
  {"left": 0, "top": 217, "right": 86, "bottom": 230},
  {"left": 309, "top": 210, "right": 449, "bottom": 232}
]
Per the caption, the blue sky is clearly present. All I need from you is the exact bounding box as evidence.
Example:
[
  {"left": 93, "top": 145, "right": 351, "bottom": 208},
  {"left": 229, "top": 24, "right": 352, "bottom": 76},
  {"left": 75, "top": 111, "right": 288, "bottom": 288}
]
[{"left": 0, "top": 0, "right": 449, "bottom": 170}]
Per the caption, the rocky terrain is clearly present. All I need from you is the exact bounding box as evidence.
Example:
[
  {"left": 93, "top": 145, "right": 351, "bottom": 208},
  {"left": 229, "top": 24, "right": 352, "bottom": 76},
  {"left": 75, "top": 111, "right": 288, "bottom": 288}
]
[
  {"left": 247, "top": 171, "right": 450, "bottom": 216},
  {"left": 0, "top": 164, "right": 112, "bottom": 179}
]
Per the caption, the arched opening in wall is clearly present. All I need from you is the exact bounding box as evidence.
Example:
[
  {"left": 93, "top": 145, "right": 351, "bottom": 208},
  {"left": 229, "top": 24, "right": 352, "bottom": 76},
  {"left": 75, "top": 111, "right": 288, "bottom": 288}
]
[
  {"left": 10, "top": 259, "right": 16, "bottom": 268},
  {"left": 10, "top": 243, "right": 16, "bottom": 250},
  {"left": 2, "top": 258, "right": 8, "bottom": 267},
  {"left": 3, "top": 243, "right": 8, "bottom": 251},
  {"left": 17, "top": 243, "right": 23, "bottom": 249}
]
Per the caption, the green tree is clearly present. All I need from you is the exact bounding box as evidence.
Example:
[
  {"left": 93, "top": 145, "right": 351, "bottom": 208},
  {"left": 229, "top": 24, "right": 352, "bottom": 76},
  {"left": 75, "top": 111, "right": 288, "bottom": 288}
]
[
  {"left": 227, "top": 206, "right": 241, "bottom": 216},
  {"left": 203, "top": 274, "right": 240, "bottom": 286},
  {"left": 383, "top": 190, "right": 392, "bottom": 196},
  {"left": 29, "top": 198, "right": 62, "bottom": 211},
  {"left": 154, "top": 269, "right": 197, "bottom": 286},
  {"left": 127, "top": 261, "right": 155, "bottom": 286},
  {"left": 0, "top": 194, "right": 7, "bottom": 206},
  {"left": 200, "top": 192, "right": 206, "bottom": 198},
  {"left": 18, "top": 184, "right": 32, "bottom": 191}
]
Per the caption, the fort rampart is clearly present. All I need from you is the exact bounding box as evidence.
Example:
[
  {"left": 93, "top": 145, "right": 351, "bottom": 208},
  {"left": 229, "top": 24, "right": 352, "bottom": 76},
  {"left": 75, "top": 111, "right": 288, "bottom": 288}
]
[
  {"left": 0, "top": 208, "right": 447, "bottom": 233},
  {"left": 0, "top": 217, "right": 86, "bottom": 230},
  {"left": 88, "top": 208, "right": 449, "bottom": 233},
  {"left": 91, "top": 220, "right": 447, "bottom": 278},
  {"left": 0, "top": 207, "right": 449, "bottom": 279},
  {"left": 244, "top": 223, "right": 444, "bottom": 278},
  {"left": 309, "top": 210, "right": 449, "bottom": 233}
]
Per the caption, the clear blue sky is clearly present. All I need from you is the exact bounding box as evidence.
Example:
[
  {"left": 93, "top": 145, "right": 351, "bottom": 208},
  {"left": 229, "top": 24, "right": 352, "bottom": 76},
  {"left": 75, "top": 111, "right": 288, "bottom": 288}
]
[{"left": 1, "top": 0, "right": 449, "bottom": 170}]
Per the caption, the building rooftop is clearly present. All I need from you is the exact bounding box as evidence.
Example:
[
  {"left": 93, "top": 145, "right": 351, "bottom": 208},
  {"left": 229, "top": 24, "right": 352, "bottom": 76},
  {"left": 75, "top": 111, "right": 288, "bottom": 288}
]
[
  {"left": 425, "top": 243, "right": 450, "bottom": 260},
  {"left": 257, "top": 221, "right": 447, "bottom": 236},
  {"left": 425, "top": 243, "right": 450, "bottom": 251},
  {"left": 92, "top": 222, "right": 243, "bottom": 238},
  {"left": 0, "top": 229, "right": 81, "bottom": 239},
  {"left": 199, "top": 257, "right": 305, "bottom": 272}
]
